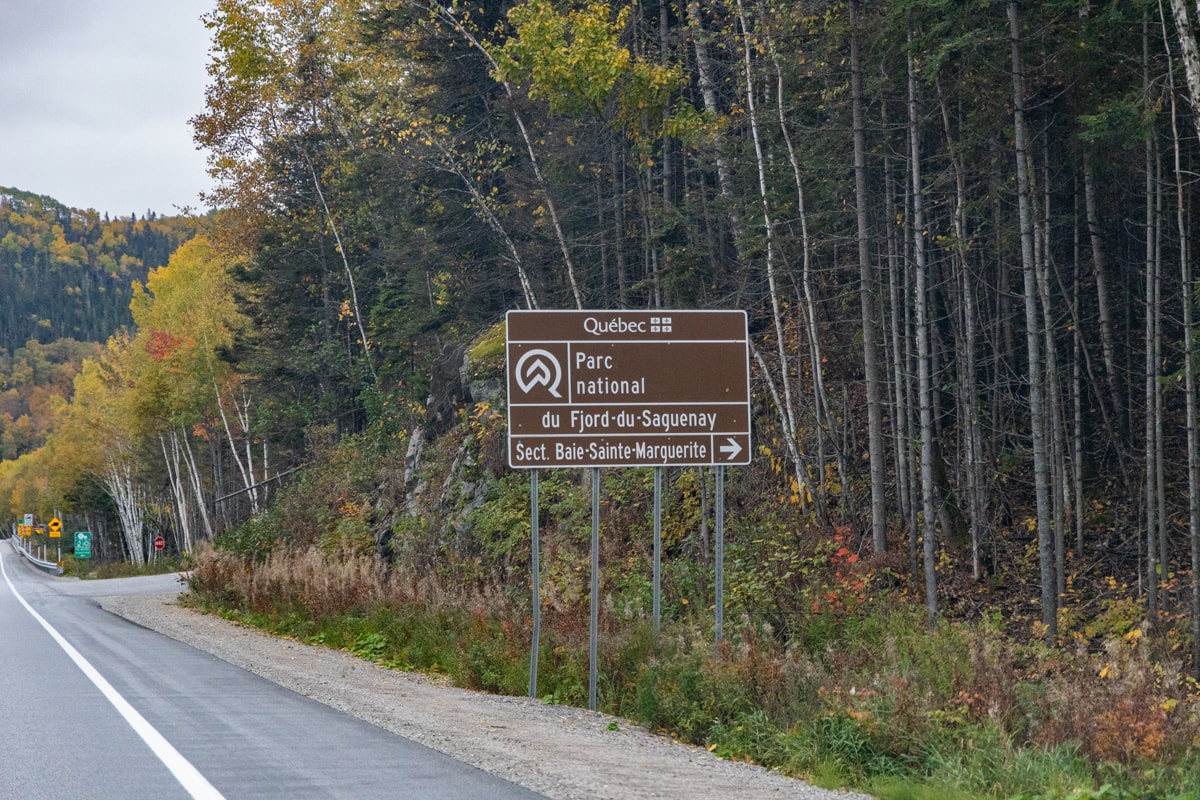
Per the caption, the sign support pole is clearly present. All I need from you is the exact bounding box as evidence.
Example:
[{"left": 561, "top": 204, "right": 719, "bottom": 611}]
[
  {"left": 528, "top": 470, "right": 540, "bottom": 699},
  {"left": 589, "top": 467, "right": 600, "bottom": 712},
  {"left": 715, "top": 465, "right": 725, "bottom": 650},
  {"left": 653, "top": 466, "right": 662, "bottom": 635},
  {"left": 504, "top": 310, "right": 752, "bottom": 700}
]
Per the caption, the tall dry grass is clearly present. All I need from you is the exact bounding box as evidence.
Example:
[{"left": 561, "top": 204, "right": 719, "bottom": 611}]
[
  {"left": 189, "top": 542, "right": 514, "bottom": 620},
  {"left": 187, "top": 536, "right": 1200, "bottom": 797}
]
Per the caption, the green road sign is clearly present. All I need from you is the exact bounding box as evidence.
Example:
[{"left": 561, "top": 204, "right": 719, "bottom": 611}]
[{"left": 74, "top": 531, "right": 92, "bottom": 559}]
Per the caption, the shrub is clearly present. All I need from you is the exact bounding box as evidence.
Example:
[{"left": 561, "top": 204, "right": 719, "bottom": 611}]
[{"left": 186, "top": 527, "right": 1200, "bottom": 800}]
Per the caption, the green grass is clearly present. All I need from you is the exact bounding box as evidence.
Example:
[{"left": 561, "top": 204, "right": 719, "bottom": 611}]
[{"left": 63, "top": 553, "right": 191, "bottom": 579}]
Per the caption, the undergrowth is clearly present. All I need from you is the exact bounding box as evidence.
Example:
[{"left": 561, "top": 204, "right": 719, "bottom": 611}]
[
  {"left": 185, "top": 542, "right": 1200, "bottom": 800},
  {"left": 66, "top": 552, "right": 191, "bottom": 579},
  {"left": 180, "top": 427, "right": 1200, "bottom": 799}
]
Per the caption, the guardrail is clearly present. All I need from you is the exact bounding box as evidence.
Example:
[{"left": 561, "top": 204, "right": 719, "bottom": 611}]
[{"left": 9, "top": 532, "right": 64, "bottom": 576}]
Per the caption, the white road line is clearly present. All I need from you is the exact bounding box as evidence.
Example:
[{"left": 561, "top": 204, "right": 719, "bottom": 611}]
[{"left": 0, "top": 547, "right": 225, "bottom": 800}]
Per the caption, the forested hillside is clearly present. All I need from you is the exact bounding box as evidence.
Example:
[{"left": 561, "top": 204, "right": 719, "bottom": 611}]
[
  {"left": 6, "top": 2, "right": 1200, "bottom": 794},
  {"left": 0, "top": 187, "right": 198, "bottom": 352},
  {"left": 178, "top": 0, "right": 1200, "bottom": 638},
  {"left": 0, "top": 339, "right": 100, "bottom": 460}
]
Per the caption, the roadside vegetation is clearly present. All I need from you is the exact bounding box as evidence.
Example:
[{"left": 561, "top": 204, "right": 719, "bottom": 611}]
[
  {"left": 65, "top": 553, "right": 191, "bottom": 580},
  {"left": 5, "top": 3, "right": 1200, "bottom": 797},
  {"left": 184, "top": 424, "right": 1200, "bottom": 800}
]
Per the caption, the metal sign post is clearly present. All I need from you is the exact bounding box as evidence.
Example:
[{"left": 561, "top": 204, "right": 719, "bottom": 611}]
[
  {"left": 589, "top": 468, "right": 600, "bottom": 712},
  {"left": 653, "top": 466, "right": 662, "bottom": 635},
  {"left": 715, "top": 466, "right": 725, "bottom": 649},
  {"left": 506, "top": 310, "right": 751, "bottom": 709},
  {"left": 528, "top": 470, "right": 540, "bottom": 699}
]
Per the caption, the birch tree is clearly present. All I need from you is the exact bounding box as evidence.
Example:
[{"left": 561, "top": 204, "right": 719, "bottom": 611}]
[
  {"left": 56, "top": 338, "right": 147, "bottom": 564},
  {"left": 1167, "top": 0, "right": 1200, "bottom": 144},
  {"left": 129, "top": 236, "right": 249, "bottom": 541}
]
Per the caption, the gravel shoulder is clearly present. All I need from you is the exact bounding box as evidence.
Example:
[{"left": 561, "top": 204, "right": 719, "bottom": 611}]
[{"left": 99, "top": 593, "right": 872, "bottom": 800}]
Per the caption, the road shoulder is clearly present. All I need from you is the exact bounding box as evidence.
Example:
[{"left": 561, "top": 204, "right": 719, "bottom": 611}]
[{"left": 99, "top": 593, "right": 871, "bottom": 800}]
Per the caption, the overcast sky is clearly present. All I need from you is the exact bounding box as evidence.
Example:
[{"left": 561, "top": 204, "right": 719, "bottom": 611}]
[{"left": 0, "top": 0, "right": 215, "bottom": 218}]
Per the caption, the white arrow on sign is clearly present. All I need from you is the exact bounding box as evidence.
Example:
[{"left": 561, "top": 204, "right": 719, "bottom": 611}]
[{"left": 719, "top": 438, "right": 743, "bottom": 460}]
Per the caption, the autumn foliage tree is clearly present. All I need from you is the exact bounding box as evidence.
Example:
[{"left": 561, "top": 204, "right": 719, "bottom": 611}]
[
  {"left": 176, "top": 0, "right": 1200, "bottom": 648},
  {"left": 6, "top": 1, "right": 1200, "bottom": 677}
]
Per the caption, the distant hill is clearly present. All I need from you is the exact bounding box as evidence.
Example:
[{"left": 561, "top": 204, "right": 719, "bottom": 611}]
[
  {"left": 0, "top": 186, "right": 199, "bottom": 354},
  {"left": 0, "top": 337, "right": 100, "bottom": 460}
]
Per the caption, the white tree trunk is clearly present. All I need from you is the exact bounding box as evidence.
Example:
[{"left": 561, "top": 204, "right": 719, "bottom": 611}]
[
  {"left": 160, "top": 431, "right": 193, "bottom": 555},
  {"left": 104, "top": 464, "right": 145, "bottom": 565},
  {"left": 736, "top": 0, "right": 798, "bottom": 454},
  {"left": 426, "top": 0, "right": 582, "bottom": 307},
  {"left": 180, "top": 428, "right": 215, "bottom": 543},
  {"left": 1168, "top": 0, "right": 1200, "bottom": 145},
  {"left": 687, "top": 0, "right": 738, "bottom": 239},
  {"left": 214, "top": 380, "right": 259, "bottom": 515},
  {"left": 767, "top": 25, "right": 833, "bottom": 507},
  {"left": 303, "top": 151, "right": 376, "bottom": 380},
  {"left": 433, "top": 140, "right": 538, "bottom": 308},
  {"left": 1161, "top": 0, "right": 1200, "bottom": 672}
]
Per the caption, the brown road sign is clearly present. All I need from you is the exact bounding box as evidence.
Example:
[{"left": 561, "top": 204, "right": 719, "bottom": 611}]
[{"left": 506, "top": 310, "right": 751, "bottom": 468}]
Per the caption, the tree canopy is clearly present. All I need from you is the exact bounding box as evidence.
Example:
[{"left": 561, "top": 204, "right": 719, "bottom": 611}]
[{"left": 6, "top": 0, "right": 1200, "bottom": 663}]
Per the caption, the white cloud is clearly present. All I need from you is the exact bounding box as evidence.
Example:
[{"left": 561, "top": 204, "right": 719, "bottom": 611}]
[{"left": 0, "top": 0, "right": 214, "bottom": 217}]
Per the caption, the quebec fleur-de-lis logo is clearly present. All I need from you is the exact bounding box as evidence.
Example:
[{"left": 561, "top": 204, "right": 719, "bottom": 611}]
[{"left": 515, "top": 349, "right": 563, "bottom": 398}]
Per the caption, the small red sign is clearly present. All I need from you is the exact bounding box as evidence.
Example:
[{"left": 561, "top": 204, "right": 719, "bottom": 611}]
[{"left": 154, "top": 536, "right": 165, "bottom": 551}]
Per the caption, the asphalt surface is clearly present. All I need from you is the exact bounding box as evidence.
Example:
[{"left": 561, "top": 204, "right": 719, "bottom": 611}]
[{"left": 0, "top": 538, "right": 542, "bottom": 800}]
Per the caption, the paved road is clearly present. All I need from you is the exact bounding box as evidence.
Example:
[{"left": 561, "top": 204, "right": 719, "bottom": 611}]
[{"left": 0, "top": 538, "right": 542, "bottom": 800}]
